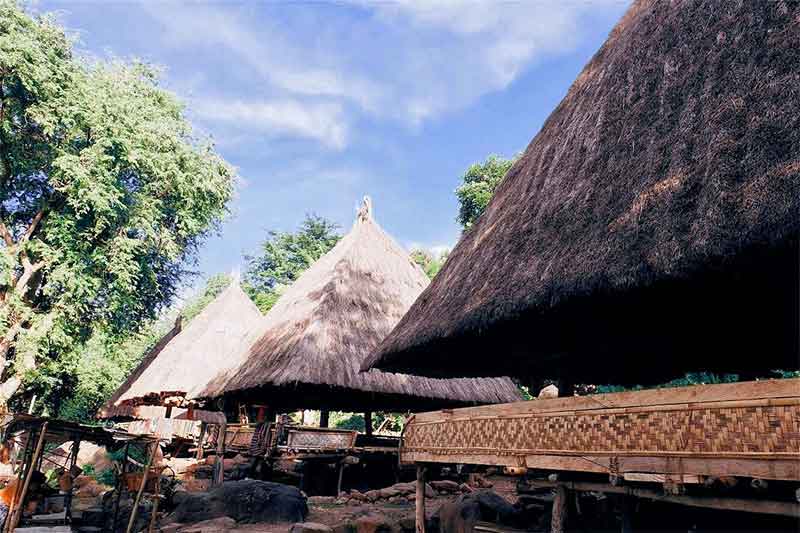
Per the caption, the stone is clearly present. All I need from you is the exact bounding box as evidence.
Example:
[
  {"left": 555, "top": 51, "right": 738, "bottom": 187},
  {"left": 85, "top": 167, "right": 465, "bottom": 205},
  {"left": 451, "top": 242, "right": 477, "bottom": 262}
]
[
  {"left": 424, "top": 483, "right": 435, "bottom": 498},
  {"left": 363, "top": 490, "right": 381, "bottom": 503},
  {"left": 391, "top": 482, "right": 415, "bottom": 494},
  {"left": 354, "top": 513, "right": 393, "bottom": 533},
  {"left": 177, "top": 517, "right": 237, "bottom": 532},
  {"left": 437, "top": 490, "right": 519, "bottom": 533},
  {"left": 458, "top": 483, "right": 474, "bottom": 493},
  {"left": 348, "top": 490, "right": 367, "bottom": 501},
  {"left": 169, "top": 479, "right": 307, "bottom": 524},
  {"left": 308, "top": 496, "right": 337, "bottom": 505},
  {"left": 290, "top": 522, "right": 333, "bottom": 533},
  {"left": 378, "top": 487, "right": 401, "bottom": 499},
  {"left": 430, "top": 480, "right": 460, "bottom": 494},
  {"left": 538, "top": 384, "right": 559, "bottom": 399}
]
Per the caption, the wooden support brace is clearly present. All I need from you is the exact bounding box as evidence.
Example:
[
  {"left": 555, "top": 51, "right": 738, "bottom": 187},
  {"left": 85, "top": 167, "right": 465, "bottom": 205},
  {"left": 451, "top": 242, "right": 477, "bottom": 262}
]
[
  {"left": 213, "top": 420, "right": 227, "bottom": 487},
  {"left": 6, "top": 422, "right": 48, "bottom": 533},
  {"left": 364, "top": 411, "right": 373, "bottom": 436},
  {"left": 551, "top": 485, "right": 568, "bottom": 533},
  {"left": 415, "top": 464, "right": 426, "bottom": 533},
  {"left": 126, "top": 441, "right": 158, "bottom": 533}
]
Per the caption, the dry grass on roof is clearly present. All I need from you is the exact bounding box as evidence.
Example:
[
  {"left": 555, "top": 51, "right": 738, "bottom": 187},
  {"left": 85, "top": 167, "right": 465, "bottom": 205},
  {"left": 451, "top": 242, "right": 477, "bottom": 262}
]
[{"left": 202, "top": 200, "right": 521, "bottom": 407}]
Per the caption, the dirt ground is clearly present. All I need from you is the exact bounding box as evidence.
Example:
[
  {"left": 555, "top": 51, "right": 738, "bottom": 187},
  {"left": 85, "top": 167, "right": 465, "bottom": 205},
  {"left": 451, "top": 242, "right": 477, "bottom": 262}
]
[{"left": 218, "top": 475, "right": 520, "bottom": 533}]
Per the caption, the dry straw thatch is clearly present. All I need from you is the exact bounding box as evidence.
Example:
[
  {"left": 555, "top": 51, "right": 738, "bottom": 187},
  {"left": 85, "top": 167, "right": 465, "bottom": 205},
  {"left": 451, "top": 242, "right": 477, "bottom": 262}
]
[
  {"left": 204, "top": 198, "right": 521, "bottom": 411},
  {"left": 99, "top": 282, "right": 263, "bottom": 416},
  {"left": 366, "top": 0, "right": 800, "bottom": 384}
]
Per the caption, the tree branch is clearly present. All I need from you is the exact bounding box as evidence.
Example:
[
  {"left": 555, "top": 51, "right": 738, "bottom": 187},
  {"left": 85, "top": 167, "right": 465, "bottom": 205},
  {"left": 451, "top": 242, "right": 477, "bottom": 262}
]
[
  {"left": 20, "top": 209, "right": 45, "bottom": 244},
  {"left": 0, "top": 221, "right": 12, "bottom": 247}
]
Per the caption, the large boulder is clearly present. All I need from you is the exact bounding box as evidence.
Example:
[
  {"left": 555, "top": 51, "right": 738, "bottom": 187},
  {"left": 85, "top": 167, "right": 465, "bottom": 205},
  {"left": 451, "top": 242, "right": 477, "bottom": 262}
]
[
  {"left": 290, "top": 523, "right": 333, "bottom": 533},
  {"left": 437, "top": 490, "right": 519, "bottom": 533},
  {"left": 169, "top": 480, "right": 307, "bottom": 524}
]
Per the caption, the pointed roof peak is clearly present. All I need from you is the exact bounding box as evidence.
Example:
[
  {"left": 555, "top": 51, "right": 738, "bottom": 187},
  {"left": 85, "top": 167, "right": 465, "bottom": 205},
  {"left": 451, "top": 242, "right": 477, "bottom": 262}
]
[{"left": 356, "top": 195, "right": 373, "bottom": 224}]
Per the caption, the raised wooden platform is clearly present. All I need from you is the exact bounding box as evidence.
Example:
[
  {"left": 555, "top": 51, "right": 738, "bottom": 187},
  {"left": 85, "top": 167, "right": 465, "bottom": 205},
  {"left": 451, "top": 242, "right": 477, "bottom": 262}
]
[{"left": 402, "top": 378, "right": 800, "bottom": 481}]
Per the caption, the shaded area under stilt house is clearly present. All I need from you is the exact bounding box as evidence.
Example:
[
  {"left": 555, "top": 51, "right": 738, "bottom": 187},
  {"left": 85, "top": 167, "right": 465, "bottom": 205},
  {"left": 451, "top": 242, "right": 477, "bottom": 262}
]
[
  {"left": 204, "top": 198, "right": 521, "bottom": 413},
  {"left": 365, "top": 0, "right": 800, "bottom": 384}
]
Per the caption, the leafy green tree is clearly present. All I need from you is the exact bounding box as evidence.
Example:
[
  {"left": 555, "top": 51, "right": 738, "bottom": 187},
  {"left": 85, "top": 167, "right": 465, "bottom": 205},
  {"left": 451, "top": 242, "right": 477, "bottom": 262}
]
[
  {"left": 410, "top": 248, "right": 449, "bottom": 279},
  {"left": 455, "top": 154, "right": 518, "bottom": 229},
  {"left": 244, "top": 215, "right": 340, "bottom": 313},
  {"left": 0, "top": 4, "right": 234, "bottom": 405}
]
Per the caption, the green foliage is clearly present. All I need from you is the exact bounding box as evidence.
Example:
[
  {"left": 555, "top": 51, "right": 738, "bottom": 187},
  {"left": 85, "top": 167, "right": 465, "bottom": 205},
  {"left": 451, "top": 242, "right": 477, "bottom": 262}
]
[
  {"left": 331, "top": 412, "right": 364, "bottom": 432},
  {"left": 244, "top": 215, "right": 340, "bottom": 313},
  {"left": 329, "top": 411, "right": 405, "bottom": 434},
  {"left": 455, "top": 155, "right": 518, "bottom": 229},
  {"left": 0, "top": 3, "right": 235, "bottom": 405},
  {"left": 594, "top": 372, "right": 740, "bottom": 395},
  {"left": 410, "top": 248, "right": 449, "bottom": 280}
]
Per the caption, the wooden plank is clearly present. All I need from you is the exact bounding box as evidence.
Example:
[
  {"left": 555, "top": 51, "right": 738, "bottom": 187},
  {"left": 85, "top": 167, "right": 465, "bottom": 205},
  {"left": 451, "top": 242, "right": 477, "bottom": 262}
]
[
  {"left": 415, "top": 465, "right": 426, "bottom": 533},
  {"left": 623, "top": 473, "right": 701, "bottom": 484},
  {"left": 524, "top": 480, "right": 800, "bottom": 517},
  {"left": 551, "top": 485, "right": 568, "bottom": 533},
  {"left": 411, "top": 379, "right": 800, "bottom": 424},
  {"left": 402, "top": 452, "right": 800, "bottom": 481}
]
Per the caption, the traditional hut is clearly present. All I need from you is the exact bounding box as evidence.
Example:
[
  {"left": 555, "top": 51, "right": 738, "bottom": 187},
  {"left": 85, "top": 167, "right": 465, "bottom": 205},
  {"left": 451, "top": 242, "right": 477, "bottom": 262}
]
[
  {"left": 203, "top": 198, "right": 521, "bottom": 414},
  {"left": 365, "top": 0, "right": 800, "bottom": 385},
  {"left": 99, "top": 281, "right": 263, "bottom": 418}
]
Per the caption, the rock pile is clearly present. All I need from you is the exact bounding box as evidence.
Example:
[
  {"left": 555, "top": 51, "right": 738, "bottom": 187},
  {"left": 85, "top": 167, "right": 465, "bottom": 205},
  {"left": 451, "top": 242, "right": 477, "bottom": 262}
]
[{"left": 315, "top": 479, "right": 473, "bottom": 507}]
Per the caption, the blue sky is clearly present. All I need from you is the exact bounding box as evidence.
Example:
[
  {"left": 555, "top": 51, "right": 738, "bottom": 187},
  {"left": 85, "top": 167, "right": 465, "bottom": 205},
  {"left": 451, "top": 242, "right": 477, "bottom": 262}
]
[{"left": 38, "top": 0, "right": 628, "bottom": 290}]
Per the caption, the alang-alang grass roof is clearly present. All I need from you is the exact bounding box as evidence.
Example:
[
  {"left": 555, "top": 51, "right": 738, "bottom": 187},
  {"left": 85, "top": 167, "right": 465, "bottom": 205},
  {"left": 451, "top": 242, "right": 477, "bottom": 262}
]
[
  {"left": 201, "top": 198, "right": 522, "bottom": 411},
  {"left": 99, "top": 282, "right": 263, "bottom": 417},
  {"left": 365, "top": 0, "right": 800, "bottom": 385}
]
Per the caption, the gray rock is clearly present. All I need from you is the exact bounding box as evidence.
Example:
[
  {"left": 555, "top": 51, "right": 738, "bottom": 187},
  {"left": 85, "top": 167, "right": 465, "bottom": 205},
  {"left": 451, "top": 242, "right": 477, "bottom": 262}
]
[
  {"left": 437, "top": 490, "right": 519, "bottom": 533},
  {"left": 290, "top": 522, "right": 333, "bottom": 533},
  {"left": 169, "top": 479, "right": 307, "bottom": 524}
]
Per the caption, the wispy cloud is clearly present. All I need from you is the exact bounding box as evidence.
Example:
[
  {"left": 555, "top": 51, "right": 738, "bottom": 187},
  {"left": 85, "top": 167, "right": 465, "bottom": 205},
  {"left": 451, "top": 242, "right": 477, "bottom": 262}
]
[
  {"left": 192, "top": 98, "right": 348, "bottom": 150},
  {"left": 140, "top": 0, "right": 623, "bottom": 142}
]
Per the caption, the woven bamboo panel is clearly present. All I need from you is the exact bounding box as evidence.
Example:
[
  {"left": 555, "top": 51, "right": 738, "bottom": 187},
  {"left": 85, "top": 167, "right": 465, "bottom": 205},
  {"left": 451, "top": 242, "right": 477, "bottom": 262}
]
[
  {"left": 287, "top": 428, "right": 358, "bottom": 449},
  {"left": 403, "top": 383, "right": 800, "bottom": 480}
]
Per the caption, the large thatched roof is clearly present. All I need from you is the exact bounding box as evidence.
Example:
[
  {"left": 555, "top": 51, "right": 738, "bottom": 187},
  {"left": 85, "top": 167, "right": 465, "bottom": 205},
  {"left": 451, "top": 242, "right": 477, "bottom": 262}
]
[
  {"left": 365, "top": 0, "right": 800, "bottom": 384},
  {"left": 205, "top": 199, "right": 521, "bottom": 411},
  {"left": 99, "top": 282, "right": 263, "bottom": 416}
]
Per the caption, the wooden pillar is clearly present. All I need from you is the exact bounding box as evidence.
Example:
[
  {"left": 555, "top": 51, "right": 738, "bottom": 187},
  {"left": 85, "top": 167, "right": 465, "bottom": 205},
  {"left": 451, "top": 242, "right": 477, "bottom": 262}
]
[
  {"left": 112, "top": 443, "right": 130, "bottom": 532},
  {"left": 126, "top": 441, "right": 158, "bottom": 533},
  {"left": 551, "top": 485, "right": 569, "bottom": 533},
  {"left": 6, "top": 422, "right": 48, "bottom": 533},
  {"left": 415, "top": 464, "right": 426, "bottom": 533},
  {"left": 212, "top": 420, "right": 227, "bottom": 486},
  {"left": 364, "top": 411, "right": 373, "bottom": 436},
  {"left": 64, "top": 437, "right": 80, "bottom": 524},
  {"left": 319, "top": 410, "right": 330, "bottom": 428},
  {"left": 620, "top": 494, "right": 634, "bottom": 533},
  {"left": 196, "top": 423, "right": 207, "bottom": 460}
]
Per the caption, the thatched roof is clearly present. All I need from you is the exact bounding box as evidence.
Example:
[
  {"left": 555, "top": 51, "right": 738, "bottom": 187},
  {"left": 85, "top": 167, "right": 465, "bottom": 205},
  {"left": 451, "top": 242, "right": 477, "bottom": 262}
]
[
  {"left": 99, "top": 282, "right": 263, "bottom": 416},
  {"left": 365, "top": 0, "right": 800, "bottom": 384},
  {"left": 205, "top": 199, "right": 521, "bottom": 411}
]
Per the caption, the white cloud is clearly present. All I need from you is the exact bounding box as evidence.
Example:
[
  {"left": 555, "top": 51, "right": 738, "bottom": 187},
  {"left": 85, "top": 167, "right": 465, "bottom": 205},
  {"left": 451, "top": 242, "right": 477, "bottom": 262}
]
[
  {"left": 140, "top": 0, "right": 625, "bottom": 139},
  {"left": 192, "top": 99, "right": 348, "bottom": 150}
]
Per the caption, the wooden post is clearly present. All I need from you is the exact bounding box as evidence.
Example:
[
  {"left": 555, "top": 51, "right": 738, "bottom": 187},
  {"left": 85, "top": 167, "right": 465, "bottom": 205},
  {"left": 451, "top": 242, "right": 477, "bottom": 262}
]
[
  {"left": 4, "top": 431, "right": 34, "bottom": 533},
  {"left": 7, "top": 422, "right": 48, "bottom": 533},
  {"left": 415, "top": 464, "right": 426, "bottom": 533},
  {"left": 364, "top": 411, "right": 373, "bottom": 436},
  {"left": 212, "top": 420, "right": 227, "bottom": 486},
  {"left": 336, "top": 461, "right": 345, "bottom": 496},
  {"left": 620, "top": 494, "right": 634, "bottom": 533},
  {"left": 195, "top": 423, "right": 206, "bottom": 460},
  {"left": 148, "top": 465, "right": 161, "bottom": 533},
  {"left": 64, "top": 437, "right": 80, "bottom": 524},
  {"left": 551, "top": 485, "right": 568, "bottom": 533},
  {"left": 112, "top": 443, "right": 130, "bottom": 533},
  {"left": 126, "top": 441, "right": 157, "bottom": 533},
  {"left": 319, "top": 410, "right": 330, "bottom": 428}
]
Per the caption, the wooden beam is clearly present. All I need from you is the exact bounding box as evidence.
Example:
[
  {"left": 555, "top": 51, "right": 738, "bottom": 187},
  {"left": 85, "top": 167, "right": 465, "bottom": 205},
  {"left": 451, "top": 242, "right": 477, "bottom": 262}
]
[
  {"left": 524, "top": 479, "right": 800, "bottom": 517},
  {"left": 551, "top": 485, "right": 568, "bottom": 533},
  {"left": 212, "top": 420, "right": 227, "bottom": 486},
  {"left": 6, "top": 422, "right": 48, "bottom": 532},
  {"left": 364, "top": 411, "right": 373, "bottom": 436},
  {"left": 415, "top": 464, "right": 426, "bottom": 533},
  {"left": 126, "top": 441, "right": 158, "bottom": 533},
  {"left": 319, "top": 411, "right": 330, "bottom": 428}
]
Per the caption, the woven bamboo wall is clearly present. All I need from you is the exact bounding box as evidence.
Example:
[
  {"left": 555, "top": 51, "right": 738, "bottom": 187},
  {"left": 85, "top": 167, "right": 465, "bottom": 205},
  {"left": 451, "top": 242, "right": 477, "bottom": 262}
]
[{"left": 402, "top": 379, "right": 800, "bottom": 481}]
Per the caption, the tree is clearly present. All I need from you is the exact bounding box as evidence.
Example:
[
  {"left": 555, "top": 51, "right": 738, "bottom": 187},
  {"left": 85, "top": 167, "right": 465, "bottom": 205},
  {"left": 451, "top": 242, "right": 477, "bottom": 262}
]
[
  {"left": 244, "top": 215, "right": 340, "bottom": 313},
  {"left": 410, "top": 248, "right": 449, "bottom": 279},
  {"left": 0, "top": 5, "right": 235, "bottom": 405},
  {"left": 455, "top": 154, "right": 518, "bottom": 229}
]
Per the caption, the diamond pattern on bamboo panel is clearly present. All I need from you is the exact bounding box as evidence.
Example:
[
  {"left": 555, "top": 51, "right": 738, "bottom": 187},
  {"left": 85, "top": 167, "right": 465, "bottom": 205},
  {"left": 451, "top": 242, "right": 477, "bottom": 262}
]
[{"left": 405, "top": 405, "right": 800, "bottom": 455}]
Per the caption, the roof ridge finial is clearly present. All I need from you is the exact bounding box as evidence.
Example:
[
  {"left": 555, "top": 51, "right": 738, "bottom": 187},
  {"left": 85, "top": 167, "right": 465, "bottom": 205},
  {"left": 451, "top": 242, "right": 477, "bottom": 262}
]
[{"left": 357, "top": 195, "right": 372, "bottom": 223}]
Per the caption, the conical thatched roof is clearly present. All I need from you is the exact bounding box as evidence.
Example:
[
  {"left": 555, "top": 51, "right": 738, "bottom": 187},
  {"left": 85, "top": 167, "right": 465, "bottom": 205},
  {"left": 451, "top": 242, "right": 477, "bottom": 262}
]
[
  {"left": 99, "top": 282, "right": 263, "bottom": 416},
  {"left": 204, "top": 199, "right": 521, "bottom": 411},
  {"left": 366, "top": 0, "right": 800, "bottom": 384}
]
